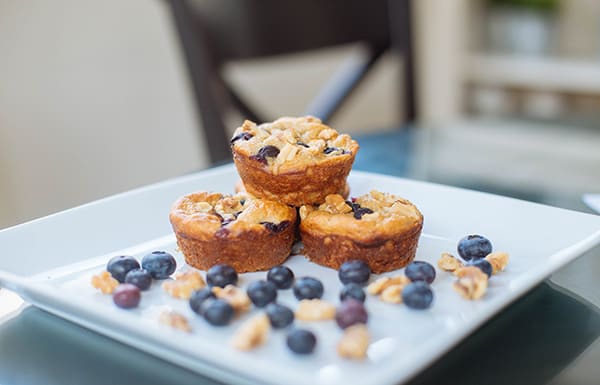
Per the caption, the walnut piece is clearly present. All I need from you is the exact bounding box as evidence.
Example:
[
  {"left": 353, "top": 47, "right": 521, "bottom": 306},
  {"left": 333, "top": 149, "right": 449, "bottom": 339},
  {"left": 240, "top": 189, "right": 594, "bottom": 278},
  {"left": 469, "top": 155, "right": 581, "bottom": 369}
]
[
  {"left": 438, "top": 252, "right": 464, "bottom": 272},
  {"left": 337, "top": 324, "right": 370, "bottom": 360},
  {"left": 162, "top": 270, "right": 206, "bottom": 299},
  {"left": 212, "top": 285, "right": 251, "bottom": 313},
  {"left": 159, "top": 310, "right": 192, "bottom": 333},
  {"left": 295, "top": 299, "right": 336, "bottom": 321},
  {"left": 276, "top": 143, "right": 299, "bottom": 164},
  {"left": 380, "top": 284, "right": 407, "bottom": 304},
  {"left": 231, "top": 314, "right": 271, "bottom": 351},
  {"left": 214, "top": 196, "right": 243, "bottom": 217},
  {"left": 485, "top": 251, "right": 510, "bottom": 274},
  {"left": 319, "top": 194, "right": 352, "bottom": 215},
  {"left": 367, "top": 275, "right": 411, "bottom": 296},
  {"left": 191, "top": 201, "right": 213, "bottom": 213},
  {"left": 91, "top": 271, "right": 119, "bottom": 294},
  {"left": 453, "top": 266, "right": 488, "bottom": 300},
  {"left": 318, "top": 128, "right": 337, "bottom": 140}
]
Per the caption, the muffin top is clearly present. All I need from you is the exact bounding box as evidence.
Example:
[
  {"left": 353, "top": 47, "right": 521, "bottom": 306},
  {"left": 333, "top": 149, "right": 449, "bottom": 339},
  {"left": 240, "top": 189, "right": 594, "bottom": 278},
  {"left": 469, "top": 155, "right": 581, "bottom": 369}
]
[
  {"left": 299, "top": 190, "right": 423, "bottom": 240},
  {"left": 170, "top": 192, "right": 296, "bottom": 240},
  {"left": 230, "top": 116, "right": 359, "bottom": 174}
]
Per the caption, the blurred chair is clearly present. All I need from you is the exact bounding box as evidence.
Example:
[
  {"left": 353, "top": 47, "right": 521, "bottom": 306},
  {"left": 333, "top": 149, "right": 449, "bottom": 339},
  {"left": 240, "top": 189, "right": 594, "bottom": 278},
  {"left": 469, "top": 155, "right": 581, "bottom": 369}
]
[{"left": 166, "top": 0, "right": 416, "bottom": 166}]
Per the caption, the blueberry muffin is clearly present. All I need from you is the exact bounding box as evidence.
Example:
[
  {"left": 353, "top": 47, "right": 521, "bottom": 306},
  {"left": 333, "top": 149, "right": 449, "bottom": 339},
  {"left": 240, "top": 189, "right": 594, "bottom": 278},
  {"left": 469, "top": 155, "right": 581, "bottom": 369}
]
[
  {"left": 169, "top": 192, "right": 297, "bottom": 272},
  {"left": 231, "top": 116, "right": 359, "bottom": 206},
  {"left": 299, "top": 191, "right": 423, "bottom": 273}
]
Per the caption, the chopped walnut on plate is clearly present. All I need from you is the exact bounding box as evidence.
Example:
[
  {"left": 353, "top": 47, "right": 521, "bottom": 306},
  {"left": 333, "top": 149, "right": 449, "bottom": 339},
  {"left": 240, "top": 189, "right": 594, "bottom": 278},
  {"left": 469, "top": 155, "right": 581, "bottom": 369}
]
[
  {"left": 91, "top": 271, "right": 119, "bottom": 294},
  {"left": 453, "top": 266, "right": 488, "bottom": 300},
  {"left": 162, "top": 270, "right": 206, "bottom": 299}
]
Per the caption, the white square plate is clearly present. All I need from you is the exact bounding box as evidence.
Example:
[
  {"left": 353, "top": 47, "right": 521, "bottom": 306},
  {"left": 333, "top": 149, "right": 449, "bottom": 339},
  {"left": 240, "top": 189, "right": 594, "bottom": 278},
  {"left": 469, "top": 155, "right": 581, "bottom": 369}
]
[{"left": 1, "top": 165, "right": 600, "bottom": 385}]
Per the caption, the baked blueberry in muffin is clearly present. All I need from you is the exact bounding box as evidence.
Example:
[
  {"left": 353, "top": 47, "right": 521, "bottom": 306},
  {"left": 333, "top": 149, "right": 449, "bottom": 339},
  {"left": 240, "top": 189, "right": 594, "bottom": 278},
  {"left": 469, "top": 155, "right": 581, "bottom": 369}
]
[
  {"left": 169, "top": 192, "right": 297, "bottom": 272},
  {"left": 231, "top": 116, "right": 359, "bottom": 206},
  {"left": 299, "top": 191, "right": 423, "bottom": 273}
]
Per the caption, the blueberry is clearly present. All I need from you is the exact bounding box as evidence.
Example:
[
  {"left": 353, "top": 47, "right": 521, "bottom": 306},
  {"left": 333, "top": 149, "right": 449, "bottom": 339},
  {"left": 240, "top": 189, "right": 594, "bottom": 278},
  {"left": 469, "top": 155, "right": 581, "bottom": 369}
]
[
  {"left": 107, "top": 255, "right": 140, "bottom": 283},
  {"left": 267, "top": 265, "right": 295, "bottom": 289},
  {"left": 293, "top": 277, "right": 324, "bottom": 300},
  {"left": 249, "top": 145, "right": 280, "bottom": 164},
  {"left": 467, "top": 259, "right": 493, "bottom": 277},
  {"left": 230, "top": 132, "right": 253, "bottom": 144},
  {"left": 247, "top": 280, "right": 278, "bottom": 307},
  {"left": 260, "top": 221, "right": 290, "bottom": 233},
  {"left": 338, "top": 260, "right": 371, "bottom": 286},
  {"left": 189, "top": 287, "right": 216, "bottom": 315},
  {"left": 405, "top": 261, "right": 436, "bottom": 284},
  {"left": 141, "top": 251, "right": 176, "bottom": 279},
  {"left": 323, "top": 147, "right": 349, "bottom": 155},
  {"left": 457, "top": 235, "right": 493, "bottom": 261},
  {"left": 353, "top": 207, "right": 373, "bottom": 220},
  {"left": 286, "top": 329, "right": 317, "bottom": 354},
  {"left": 112, "top": 283, "right": 141, "bottom": 309},
  {"left": 265, "top": 303, "right": 294, "bottom": 329},
  {"left": 202, "top": 298, "right": 234, "bottom": 326},
  {"left": 124, "top": 268, "right": 152, "bottom": 290},
  {"left": 344, "top": 201, "right": 374, "bottom": 220},
  {"left": 402, "top": 282, "right": 434, "bottom": 310},
  {"left": 340, "top": 283, "right": 366, "bottom": 303},
  {"left": 335, "top": 299, "right": 368, "bottom": 329},
  {"left": 206, "top": 264, "right": 238, "bottom": 288}
]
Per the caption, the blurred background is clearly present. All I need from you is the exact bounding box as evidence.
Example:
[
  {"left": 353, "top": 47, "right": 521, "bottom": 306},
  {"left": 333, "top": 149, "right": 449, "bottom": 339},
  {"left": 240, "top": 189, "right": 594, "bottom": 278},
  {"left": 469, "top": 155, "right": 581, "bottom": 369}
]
[{"left": 1, "top": 0, "right": 599, "bottom": 229}]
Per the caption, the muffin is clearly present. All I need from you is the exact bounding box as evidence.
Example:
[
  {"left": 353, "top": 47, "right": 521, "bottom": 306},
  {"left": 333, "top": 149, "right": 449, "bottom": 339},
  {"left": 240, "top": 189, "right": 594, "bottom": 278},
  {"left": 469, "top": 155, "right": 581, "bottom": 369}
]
[
  {"left": 299, "top": 191, "right": 423, "bottom": 273},
  {"left": 231, "top": 116, "right": 359, "bottom": 206},
  {"left": 169, "top": 192, "right": 297, "bottom": 272}
]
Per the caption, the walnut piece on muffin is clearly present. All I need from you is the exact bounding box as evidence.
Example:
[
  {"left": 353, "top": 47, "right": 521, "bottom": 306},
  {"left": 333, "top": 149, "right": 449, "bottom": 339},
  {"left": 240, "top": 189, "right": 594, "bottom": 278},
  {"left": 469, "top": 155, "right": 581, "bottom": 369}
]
[
  {"left": 299, "top": 190, "right": 423, "bottom": 273},
  {"left": 169, "top": 191, "right": 297, "bottom": 273},
  {"left": 231, "top": 116, "right": 359, "bottom": 206}
]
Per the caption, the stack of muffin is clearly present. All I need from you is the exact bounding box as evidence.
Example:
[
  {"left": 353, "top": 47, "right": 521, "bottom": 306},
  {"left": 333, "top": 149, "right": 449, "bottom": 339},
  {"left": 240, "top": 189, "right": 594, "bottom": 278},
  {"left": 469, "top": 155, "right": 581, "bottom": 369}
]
[{"left": 169, "top": 116, "right": 423, "bottom": 274}]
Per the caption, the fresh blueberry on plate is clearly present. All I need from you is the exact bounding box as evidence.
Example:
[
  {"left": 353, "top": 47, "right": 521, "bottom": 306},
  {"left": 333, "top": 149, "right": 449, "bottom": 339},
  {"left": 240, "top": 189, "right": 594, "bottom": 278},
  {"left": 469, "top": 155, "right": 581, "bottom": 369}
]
[
  {"left": 402, "top": 281, "right": 434, "bottom": 310},
  {"left": 107, "top": 255, "right": 140, "bottom": 283},
  {"left": 265, "top": 303, "right": 294, "bottom": 329},
  {"left": 247, "top": 280, "right": 278, "bottom": 307},
  {"left": 405, "top": 261, "right": 436, "bottom": 284},
  {"left": 457, "top": 235, "right": 492, "bottom": 261},
  {"left": 338, "top": 260, "right": 371, "bottom": 286},
  {"left": 189, "top": 287, "right": 216, "bottom": 315},
  {"left": 339, "top": 283, "right": 366, "bottom": 303},
  {"left": 286, "top": 329, "right": 317, "bottom": 354},
  {"left": 202, "top": 298, "right": 234, "bottom": 326},
  {"left": 206, "top": 264, "right": 238, "bottom": 288},
  {"left": 293, "top": 277, "right": 324, "bottom": 300},
  {"left": 267, "top": 265, "right": 295, "bottom": 289},
  {"left": 335, "top": 299, "right": 368, "bottom": 329},
  {"left": 141, "top": 251, "right": 176, "bottom": 279},
  {"left": 112, "top": 283, "right": 141, "bottom": 309},
  {"left": 124, "top": 268, "right": 152, "bottom": 290}
]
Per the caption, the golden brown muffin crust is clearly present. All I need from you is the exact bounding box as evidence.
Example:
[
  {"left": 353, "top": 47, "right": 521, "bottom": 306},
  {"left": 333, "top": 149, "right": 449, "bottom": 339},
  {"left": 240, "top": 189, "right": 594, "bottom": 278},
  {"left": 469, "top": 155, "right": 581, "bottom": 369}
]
[
  {"left": 231, "top": 116, "right": 359, "bottom": 174},
  {"left": 231, "top": 116, "right": 358, "bottom": 206},
  {"left": 299, "top": 190, "right": 423, "bottom": 273},
  {"left": 299, "top": 191, "right": 423, "bottom": 242},
  {"left": 170, "top": 192, "right": 295, "bottom": 240},
  {"left": 169, "top": 192, "right": 297, "bottom": 272}
]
